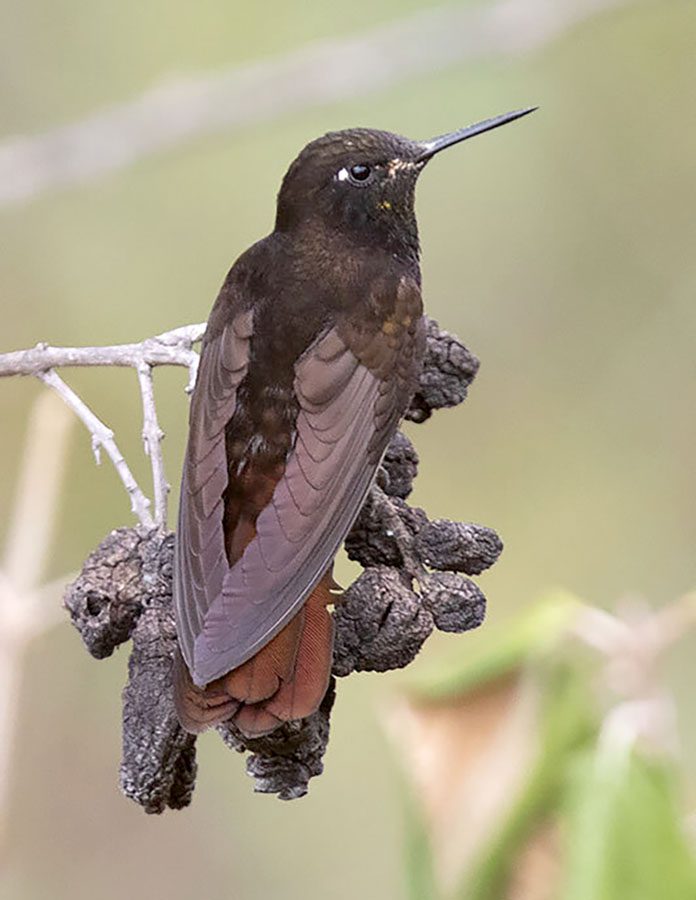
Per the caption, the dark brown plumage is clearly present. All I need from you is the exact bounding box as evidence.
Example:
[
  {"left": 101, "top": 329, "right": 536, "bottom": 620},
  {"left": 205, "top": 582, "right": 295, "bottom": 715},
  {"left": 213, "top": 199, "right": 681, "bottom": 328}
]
[{"left": 173, "top": 109, "right": 534, "bottom": 737}]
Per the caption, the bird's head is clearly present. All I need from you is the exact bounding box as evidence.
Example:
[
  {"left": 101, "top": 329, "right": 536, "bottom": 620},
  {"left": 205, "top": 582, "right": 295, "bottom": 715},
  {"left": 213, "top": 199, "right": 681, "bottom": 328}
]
[{"left": 275, "top": 108, "right": 536, "bottom": 258}]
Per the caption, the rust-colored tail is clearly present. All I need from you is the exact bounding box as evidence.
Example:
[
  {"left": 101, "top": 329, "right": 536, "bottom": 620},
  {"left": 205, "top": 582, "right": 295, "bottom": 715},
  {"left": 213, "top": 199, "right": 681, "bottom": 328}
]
[{"left": 174, "top": 576, "right": 334, "bottom": 737}]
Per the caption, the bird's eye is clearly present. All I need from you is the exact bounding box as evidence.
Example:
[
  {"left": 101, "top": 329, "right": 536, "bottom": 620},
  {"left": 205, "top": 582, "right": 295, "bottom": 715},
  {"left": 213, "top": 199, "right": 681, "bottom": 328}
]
[
  {"left": 337, "top": 164, "right": 374, "bottom": 186},
  {"left": 349, "top": 164, "right": 371, "bottom": 182}
]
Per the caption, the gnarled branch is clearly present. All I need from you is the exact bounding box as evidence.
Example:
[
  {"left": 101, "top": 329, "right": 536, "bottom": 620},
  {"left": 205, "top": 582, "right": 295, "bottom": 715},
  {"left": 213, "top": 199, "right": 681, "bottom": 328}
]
[{"left": 56, "top": 318, "right": 503, "bottom": 807}]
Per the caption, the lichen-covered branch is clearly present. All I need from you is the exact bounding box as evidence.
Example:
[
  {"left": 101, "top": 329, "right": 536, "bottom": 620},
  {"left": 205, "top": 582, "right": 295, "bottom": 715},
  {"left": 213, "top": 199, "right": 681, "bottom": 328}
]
[{"left": 63, "top": 318, "right": 503, "bottom": 807}]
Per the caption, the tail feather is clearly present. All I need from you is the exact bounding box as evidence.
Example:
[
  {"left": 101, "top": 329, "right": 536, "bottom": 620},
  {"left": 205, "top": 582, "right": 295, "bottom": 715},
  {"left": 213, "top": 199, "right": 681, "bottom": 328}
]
[
  {"left": 221, "top": 610, "right": 304, "bottom": 705},
  {"left": 173, "top": 574, "right": 335, "bottom": 737},
  {"left": 262, "top": 583, "right": 334, "bottom": 725},
  {"left": 173, "top": 650, "right": 240, "bottom": 734},
  {"left": 232, "top": 703, "right": 283, "bottom": 737}
]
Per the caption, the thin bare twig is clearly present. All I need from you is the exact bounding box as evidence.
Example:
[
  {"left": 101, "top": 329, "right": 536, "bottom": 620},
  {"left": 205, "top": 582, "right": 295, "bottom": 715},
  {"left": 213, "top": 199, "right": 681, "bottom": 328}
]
[
  {"left": 0, "top": 322, "right": 205, "bottom": 379},
  {"left": 0, "top": 323, "right": 206, "bottom": 528},
  {"left": 136, "top": 363, "right": 169, "bottom": 526},
  {"left": 38, "top": 369, "right": 155, "bottom": 528},
  {"left": 0, "top": 0, "right": 630, "bottom": 207}
]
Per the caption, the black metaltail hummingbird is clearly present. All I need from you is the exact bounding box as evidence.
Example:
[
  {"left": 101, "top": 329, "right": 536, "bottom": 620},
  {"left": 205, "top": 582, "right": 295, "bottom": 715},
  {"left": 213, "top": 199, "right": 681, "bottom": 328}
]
[{"left": 173, "top": 106, "right": 535, "bottom": 737}]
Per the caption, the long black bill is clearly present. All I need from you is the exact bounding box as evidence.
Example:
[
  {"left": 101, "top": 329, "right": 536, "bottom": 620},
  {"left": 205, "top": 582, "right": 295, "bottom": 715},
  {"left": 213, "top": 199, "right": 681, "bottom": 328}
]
[{"left": 415, "top": 106, "right": 537, "bottom": 162}]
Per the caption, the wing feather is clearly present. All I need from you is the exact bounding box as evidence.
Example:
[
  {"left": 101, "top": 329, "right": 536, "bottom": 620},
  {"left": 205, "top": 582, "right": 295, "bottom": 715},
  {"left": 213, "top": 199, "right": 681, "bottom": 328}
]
[
  {"left": 173, "top": 310, "right": 253, "bottom": 672},
  {"left": 190, "top": 324, "right": 415, "bottom": 685},
  {"left": 175, "top": 277, "right": 424, "bottom": 690}
]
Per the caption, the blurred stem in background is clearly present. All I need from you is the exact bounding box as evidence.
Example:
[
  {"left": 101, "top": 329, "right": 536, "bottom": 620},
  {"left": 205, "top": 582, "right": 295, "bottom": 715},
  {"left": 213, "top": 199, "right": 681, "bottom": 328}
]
[
  {"left": 0, "top": 394, "right": 73, "bottom": 850},
  {"left": 390, "top": 593, "right": 696, "bottom": 899},
  {"left": 0, "top": 0, "right": 629, "bottom": 209}
]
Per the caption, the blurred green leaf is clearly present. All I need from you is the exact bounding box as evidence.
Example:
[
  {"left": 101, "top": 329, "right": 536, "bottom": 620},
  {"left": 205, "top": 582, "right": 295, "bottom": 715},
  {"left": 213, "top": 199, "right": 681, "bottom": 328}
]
[
  {"left": 406, "top": 591, "right": 581, "bottom": 702},
  {"left": 460, "top": 659, "right": 596, "bottom": 900},
  {"left": 402, "top": 777, "right": 442, "bottom": 900},
  {"left": 563, "top": 742, "right": 696, "bottom": 900}
]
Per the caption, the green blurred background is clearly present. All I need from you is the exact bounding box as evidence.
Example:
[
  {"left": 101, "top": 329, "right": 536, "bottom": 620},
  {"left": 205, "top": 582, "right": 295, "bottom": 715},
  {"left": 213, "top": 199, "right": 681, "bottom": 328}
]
[{"left": 1, "top": 0, "right": 695, "bottom": 897}]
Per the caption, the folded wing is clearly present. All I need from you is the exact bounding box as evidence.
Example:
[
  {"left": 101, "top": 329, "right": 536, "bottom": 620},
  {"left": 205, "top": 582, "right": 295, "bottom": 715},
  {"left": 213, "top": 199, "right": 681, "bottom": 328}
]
[{"left": 174, "top": 286, "right": 424, "bottom": 693}]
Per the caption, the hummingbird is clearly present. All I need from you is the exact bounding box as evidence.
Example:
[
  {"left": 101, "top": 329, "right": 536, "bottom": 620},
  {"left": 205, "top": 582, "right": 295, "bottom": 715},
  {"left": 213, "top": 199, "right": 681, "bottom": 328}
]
[{"left": 173, "top": 107, "right": 535, "bottom": 737}]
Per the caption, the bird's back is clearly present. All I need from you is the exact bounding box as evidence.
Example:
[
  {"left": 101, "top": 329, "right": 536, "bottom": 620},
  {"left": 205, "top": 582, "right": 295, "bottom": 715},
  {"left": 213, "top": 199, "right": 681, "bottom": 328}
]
[{"left": 173, "top": 229, "right": 425, "bottom": 737}]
